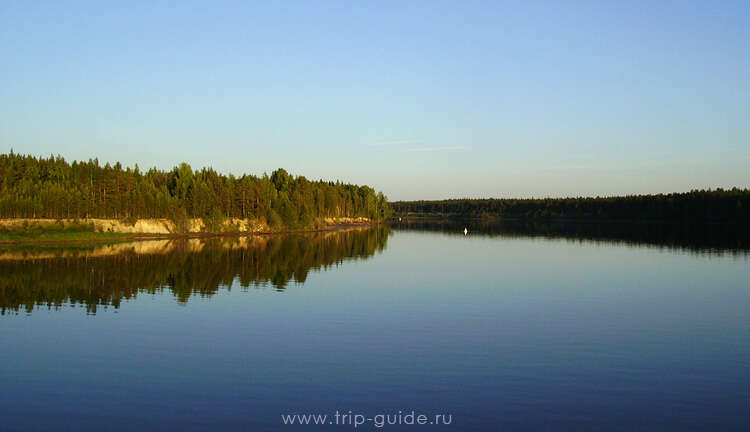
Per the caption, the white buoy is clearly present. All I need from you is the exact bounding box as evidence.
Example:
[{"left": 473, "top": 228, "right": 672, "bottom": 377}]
[{"left": 463, "top": 227, "right": 468, "bottom": 235}]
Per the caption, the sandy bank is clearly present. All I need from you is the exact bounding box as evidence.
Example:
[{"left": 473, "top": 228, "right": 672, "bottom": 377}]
[
  {"left": 0, "top": 224, "right": 378, "bottom": 261},
  {"left": 0, "top": 216, "right": 374, "bottom": 246}
]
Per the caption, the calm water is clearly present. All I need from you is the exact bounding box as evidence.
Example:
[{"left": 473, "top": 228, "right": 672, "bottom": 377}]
[{"left": 1, "top": 223, "right": 749, "bottom": 431}]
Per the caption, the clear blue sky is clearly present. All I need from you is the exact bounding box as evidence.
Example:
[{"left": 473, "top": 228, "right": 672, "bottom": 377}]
[{"left": 1, "top": 0, "right": 748, "bottom": 200}]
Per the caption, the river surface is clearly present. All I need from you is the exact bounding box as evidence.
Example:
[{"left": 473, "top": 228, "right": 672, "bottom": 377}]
[{"left": 1, "top": 223, "right": 748, "bottom": 431}]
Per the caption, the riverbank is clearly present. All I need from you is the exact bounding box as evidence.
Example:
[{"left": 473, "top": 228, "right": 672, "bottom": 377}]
[
  {"left": 0, "top": 217, "right": 374, "bottom": 245},
  {"left": 390, "top": 213, "right": 748, "bottom": 224},
  {"left": 390, "top": 189, "right": 749, "bottom": 223}
]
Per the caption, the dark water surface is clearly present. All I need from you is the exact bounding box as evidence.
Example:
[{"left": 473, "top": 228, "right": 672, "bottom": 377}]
[{"left": 1, "top": 223, "right": 749, "bottom": 431}]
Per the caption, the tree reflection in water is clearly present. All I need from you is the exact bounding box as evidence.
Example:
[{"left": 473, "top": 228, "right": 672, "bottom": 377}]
[{"left": 0, "top": 226, "right": 391, "bottom": 315}]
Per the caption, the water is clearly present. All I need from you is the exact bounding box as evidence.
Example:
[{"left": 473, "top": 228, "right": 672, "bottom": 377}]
[{"left": 1, "top": 223, "right": 749, "bottom": 431}]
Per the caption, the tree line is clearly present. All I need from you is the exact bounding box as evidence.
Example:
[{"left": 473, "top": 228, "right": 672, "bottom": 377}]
[
  {"left": 391, "top": 189, "right": 750, "bottom": 222},
  {"left": 0, "top": 151, "right": 392, "bottom": 228},
  {"left": 392, "top": 218, "right": 750, "bottom": 253},
  {"left": 0, "top": 226, "right": 390, "bottom": 315}
]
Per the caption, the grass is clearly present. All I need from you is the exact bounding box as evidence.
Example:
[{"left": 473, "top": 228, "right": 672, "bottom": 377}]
[
  {"left": 0, "top": 221, "right": 134, "bottom": 244},
  {"left": 0, "top": 217, "right": 371, "bottom": 245}
]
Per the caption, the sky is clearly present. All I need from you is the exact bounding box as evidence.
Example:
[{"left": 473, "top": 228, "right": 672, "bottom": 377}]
[{"left": 1, "top": 0, "right": 748, "bottom": 200}]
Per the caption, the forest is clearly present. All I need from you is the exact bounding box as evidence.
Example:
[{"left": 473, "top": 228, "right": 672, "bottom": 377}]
[
  {"left": 392, "top": 218, "right": 750, "bottom": 253},
  {"left": 391, "top": 189, "right": 750, "bottom": 223},
  {"left": 0, "top": 151, "right": 392, "bottom": 228}
]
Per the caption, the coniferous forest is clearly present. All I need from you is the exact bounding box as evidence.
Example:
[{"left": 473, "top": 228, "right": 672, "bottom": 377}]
[
  {"left": 0, "top": 152, "right": 392, "bottom": 227},
  {"left": 392, "top": 189, "right": 750, "bottom": 223}
]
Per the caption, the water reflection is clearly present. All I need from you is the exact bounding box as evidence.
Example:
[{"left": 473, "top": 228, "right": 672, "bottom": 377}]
[
  {"left": 393, "top": 218, "right": 750, "bottom": 255},
  {"left": 0, "top": 226, "right": 391, "bottom": 315},
  {"left": 4, "top": 219, "right": 746, "bottom": 316}
]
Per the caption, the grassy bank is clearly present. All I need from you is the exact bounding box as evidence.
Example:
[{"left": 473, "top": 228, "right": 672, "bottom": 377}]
[
  {"left": 0, "top": 221, "right": 135, "bottom": 243},
  {"left": 0, "top": 217, "right": 374, "bottom": 245}
]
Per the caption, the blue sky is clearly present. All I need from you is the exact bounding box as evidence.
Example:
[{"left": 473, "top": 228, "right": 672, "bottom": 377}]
[{"left": 1, "top": 0, "right": 748, "bottom": 200}]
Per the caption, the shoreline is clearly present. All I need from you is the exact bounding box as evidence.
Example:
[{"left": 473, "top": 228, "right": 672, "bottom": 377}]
[
  {"left": 0, "top": 219, "right": 377, "bottom": 246},
  {"left": 391, "top": 214, "right": 745, "bottom": 225}
]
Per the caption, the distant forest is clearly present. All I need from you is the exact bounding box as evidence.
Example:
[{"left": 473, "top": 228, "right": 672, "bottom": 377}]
[
  {"left": 391, "top": 189, "right": 750, "bottom": 223},
  {"left": 0, "top": 152, "right": 392, "bottom": 227},
  {"left": 392, "top": 219, "right": 750, "bottom": 253}
]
